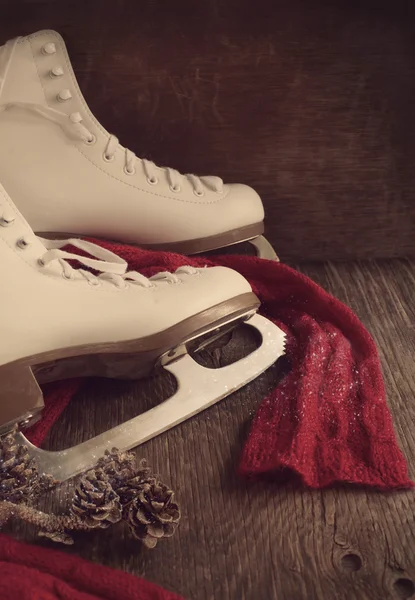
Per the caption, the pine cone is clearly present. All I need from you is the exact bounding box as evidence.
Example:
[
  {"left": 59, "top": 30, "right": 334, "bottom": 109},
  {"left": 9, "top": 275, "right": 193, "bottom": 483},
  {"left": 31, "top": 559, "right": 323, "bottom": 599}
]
[
  {"left": 116, "top": 460, "right": 153, "bottom": 506},
  {"left": 70, "top": 468, "right": 122, "bottom": 528},
  {"left": 0, "top": 430, "right": 53, "bottom": 504},
  {"left": 95, "top": 448, "right": 149, "bottom": 491},
  {"left": 124, "top": 479, "right": 180, "bottom": 548}
]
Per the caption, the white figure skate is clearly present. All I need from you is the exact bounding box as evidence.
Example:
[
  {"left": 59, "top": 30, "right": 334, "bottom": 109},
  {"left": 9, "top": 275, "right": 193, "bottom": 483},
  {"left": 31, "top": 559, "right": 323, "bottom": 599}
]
[
  {"left": 0, "top": 183, "right": 285, "bottom": 481},
  {"left": 0, "top": 30, "right": 277, "bottom": 260}
]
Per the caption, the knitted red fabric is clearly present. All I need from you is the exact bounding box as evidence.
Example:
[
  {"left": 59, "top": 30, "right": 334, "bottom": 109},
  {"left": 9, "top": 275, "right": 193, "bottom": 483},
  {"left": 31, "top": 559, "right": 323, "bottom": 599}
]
[
  {"left": 0, "top": 534, "right": 182, "bottom": 600},
  {"left": 26, "top": 379, "right": 83, "bottom": 447},
  {"left": 26, "top": 245, "right": 413, "bottom": 490}
]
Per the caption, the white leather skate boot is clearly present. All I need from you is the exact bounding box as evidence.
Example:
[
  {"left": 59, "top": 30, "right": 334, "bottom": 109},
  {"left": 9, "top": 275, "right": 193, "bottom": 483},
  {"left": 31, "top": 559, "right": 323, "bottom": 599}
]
[
  {"left": 0, "top": 183, "right": 285, "bottom": 480},
  {"left": 0, "top": 30, "right": 276, "bottom": 260}
]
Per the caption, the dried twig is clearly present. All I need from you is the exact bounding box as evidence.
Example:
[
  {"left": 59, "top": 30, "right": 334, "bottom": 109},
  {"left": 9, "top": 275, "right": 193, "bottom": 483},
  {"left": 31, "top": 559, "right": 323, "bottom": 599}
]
[
  {"left": 0, "top": 499, "right": 91, "bottom": 543},
  {"left": 0, "top": 440, "right": 180, "bottom": 548}
]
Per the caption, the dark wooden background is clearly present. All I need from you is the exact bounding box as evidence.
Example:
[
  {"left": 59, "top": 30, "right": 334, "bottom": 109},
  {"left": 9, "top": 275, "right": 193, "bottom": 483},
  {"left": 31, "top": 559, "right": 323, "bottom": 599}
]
[
  {"left": 2, "top": 1, "right": 415, "bottom": 599},
  {"left": 1, "top": 0, "right": 414, "bottom": 261}
]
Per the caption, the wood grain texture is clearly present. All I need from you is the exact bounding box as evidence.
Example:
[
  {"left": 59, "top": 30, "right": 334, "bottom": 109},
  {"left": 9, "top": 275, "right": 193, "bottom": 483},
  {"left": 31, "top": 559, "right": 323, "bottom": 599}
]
[
  {"left": 0, "top": 0, "right": 414, "bottom": 260},
  {"left": 6, "top": 259, "right": 415, "bottom": 600}
]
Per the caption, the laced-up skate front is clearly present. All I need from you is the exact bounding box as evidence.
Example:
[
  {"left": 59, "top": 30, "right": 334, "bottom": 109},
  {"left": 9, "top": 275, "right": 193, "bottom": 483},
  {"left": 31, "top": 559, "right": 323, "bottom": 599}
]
[
  {"left": 0, "top": 102, "right": 223, "bottom": 195},
  {"left": 0, "top": 202, "right": 198, "bottom": 288},
  {"left": 0, "top": 37, "right": 224, "bottom": 197},
  {"left": 38, "top": 238, "right": 199, "bottom": 288}
]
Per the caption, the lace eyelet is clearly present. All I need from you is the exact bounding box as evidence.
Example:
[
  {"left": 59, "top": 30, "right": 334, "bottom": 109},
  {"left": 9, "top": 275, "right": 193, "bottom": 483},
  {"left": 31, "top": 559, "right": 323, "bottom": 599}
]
[
  {"left": 103, "top": 153, "right": 115, "bottom": 163},
  {"left": 37, "top": 258, "right": 45, "bottom": 267},
  {"left": 193, "top": 189, "right": 204, "bottom": 197},
  {"left": 84, "top": 134, "right": 96, "bottom": 146},
  {"left": 57, "top": 89, "right": 72, "bottom": 102},
  {"left": 49, "top": 66, "right": 64, "bottom": 78},
  {"left": 16, "top": 238, "right": 30, "bottom": 249},
  {"left": 147, "top": 176, "right": 158, "bottom": 186},
  {"left": 124, "top": 165, "right": 136, "bottom": 176},
  {"left": 0, "top": 217, "right": 14, "bottom": 227},
  {"left": 42, "top": 43, "right": 56, "bottom": 55},
  {"left": 169, "top": 184, "right": 181, "bottom": 193}
]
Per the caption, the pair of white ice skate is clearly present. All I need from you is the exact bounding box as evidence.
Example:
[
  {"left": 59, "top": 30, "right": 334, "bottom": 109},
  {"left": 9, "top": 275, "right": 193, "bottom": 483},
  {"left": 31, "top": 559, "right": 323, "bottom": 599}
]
[{"left": 0, "top": 30, "right": 286, "bottom": 481}]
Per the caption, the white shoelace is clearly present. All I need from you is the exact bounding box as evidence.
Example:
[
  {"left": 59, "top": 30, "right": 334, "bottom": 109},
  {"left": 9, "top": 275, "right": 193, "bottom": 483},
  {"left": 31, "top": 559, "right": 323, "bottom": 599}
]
[
  {"left": 38, "top": 237, "right": 131, "bottom": 286},
  {"left": 0, "top": 35, "right": 223, "bottom": 195},
  {"left": 38, "top": 237, "right": 198, "bottom": 288},
  {"left": 0, "top": 205, "right": 197, "bottom": 288}
]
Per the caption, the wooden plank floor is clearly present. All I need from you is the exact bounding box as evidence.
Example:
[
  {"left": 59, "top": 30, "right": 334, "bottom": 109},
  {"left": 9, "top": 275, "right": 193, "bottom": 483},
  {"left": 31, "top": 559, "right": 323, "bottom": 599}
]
[
  {"left": 8, "top": 260, "right": 415, "bottom": 600},
  {"left": 1, "top": 1, "right": 415, "bottom": 263}
]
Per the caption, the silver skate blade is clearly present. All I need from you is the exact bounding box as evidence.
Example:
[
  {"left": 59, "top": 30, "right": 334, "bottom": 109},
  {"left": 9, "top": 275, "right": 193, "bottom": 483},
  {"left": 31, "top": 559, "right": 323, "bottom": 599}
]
[
  {"left": 249, "top": 235, "right": 279, "bottom": 261},
  {"left": 16, "top": 314, "right": 286, "bottom": 482}
]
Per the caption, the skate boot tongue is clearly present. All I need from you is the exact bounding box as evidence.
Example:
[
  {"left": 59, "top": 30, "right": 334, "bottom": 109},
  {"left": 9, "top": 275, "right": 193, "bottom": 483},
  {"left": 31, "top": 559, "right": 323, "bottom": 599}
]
[{"left": 0, "top": 101, "right": 93, "bottom": 143}]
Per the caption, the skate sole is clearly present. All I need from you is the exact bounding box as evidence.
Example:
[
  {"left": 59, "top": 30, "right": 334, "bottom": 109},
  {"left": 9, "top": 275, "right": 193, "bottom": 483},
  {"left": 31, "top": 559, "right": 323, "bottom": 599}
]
[
  {"left": 37, "top": 222, "right": 274, "bottom": 256},
  {"left": 38, "top": 223, "right": 278, "bottom": 260},
  {"left": 0, "top": 292, "right": 259, "bottom": 433},
  {"left": 139, "top": 222, "right": 264, "bottom": 254}
]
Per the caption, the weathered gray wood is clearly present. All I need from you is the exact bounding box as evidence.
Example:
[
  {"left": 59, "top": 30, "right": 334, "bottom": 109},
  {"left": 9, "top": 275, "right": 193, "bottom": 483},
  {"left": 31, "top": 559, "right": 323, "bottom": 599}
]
[{"left": 7, "top": 260, "right": 415, "bottom": 600}]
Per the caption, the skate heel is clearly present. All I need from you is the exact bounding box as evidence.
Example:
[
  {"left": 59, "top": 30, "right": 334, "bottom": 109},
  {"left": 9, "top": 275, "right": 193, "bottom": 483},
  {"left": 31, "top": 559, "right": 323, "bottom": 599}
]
[{"left": 0, "top": 363, "right": 44, "bottom": 435}]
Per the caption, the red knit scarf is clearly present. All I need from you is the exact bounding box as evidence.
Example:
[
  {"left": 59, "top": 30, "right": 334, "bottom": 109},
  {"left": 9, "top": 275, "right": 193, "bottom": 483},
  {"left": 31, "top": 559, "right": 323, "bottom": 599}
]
[
  {"left": 0, "top": 533, "right": 183, "bottom": 600},
  {"left": 26, "top": 245, "right": 412, "bottom": 490}
]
